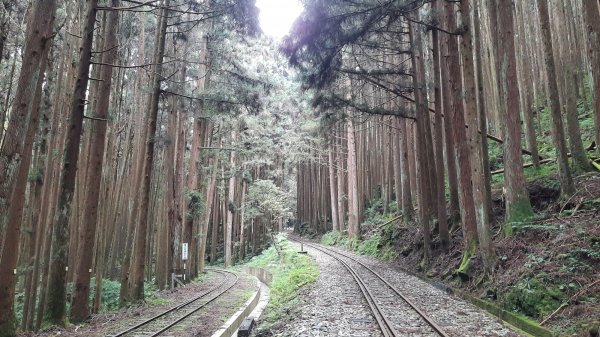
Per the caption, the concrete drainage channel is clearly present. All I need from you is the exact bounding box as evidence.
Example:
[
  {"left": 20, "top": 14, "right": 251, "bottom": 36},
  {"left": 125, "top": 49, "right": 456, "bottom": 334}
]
[{"left": 210, "top": 267, "right": 272, "bottom": 337}]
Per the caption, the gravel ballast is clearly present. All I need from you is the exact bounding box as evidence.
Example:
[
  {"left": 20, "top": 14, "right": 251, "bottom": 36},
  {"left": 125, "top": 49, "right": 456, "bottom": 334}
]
[{"left": 270, "top": 241, "right": 525, "bottom": 337}]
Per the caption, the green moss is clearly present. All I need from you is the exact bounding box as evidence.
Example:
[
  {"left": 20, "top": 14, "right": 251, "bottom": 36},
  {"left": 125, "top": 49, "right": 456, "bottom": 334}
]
[
  {"left": 504, "top": 278, "right": 565, "bottom": 319},
  {"left": 505, "top": 196, "right": 534, "bottom": 235},
  {"left": 456, "top": 239, "right": 477, "bottom": 278},
  {"left": 464, "top": 294, "right": 555, "bottom": 337},
  {"left": 186, "top": 189, "right": 204, "bottom": 216}
]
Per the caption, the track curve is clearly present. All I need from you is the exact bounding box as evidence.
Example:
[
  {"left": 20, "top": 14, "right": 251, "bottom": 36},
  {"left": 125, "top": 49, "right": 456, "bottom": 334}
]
[{"left": 107, "top": 269, "right": 238, "bottom": 337}]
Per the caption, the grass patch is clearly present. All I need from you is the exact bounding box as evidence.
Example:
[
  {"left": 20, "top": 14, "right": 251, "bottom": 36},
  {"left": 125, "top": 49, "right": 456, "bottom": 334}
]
[
  {"left": 145, "top": 296, "right": 171, "bottom": 306},
  {"left": 246, "top": 235, "right": 319, "bottom": 329}
]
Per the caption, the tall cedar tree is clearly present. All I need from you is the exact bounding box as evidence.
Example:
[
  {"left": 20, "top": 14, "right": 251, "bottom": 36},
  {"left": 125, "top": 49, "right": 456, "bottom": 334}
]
[
  {"left": 536, "top": 0, "right": 575, "bottom": 196},
  {"left": 0, "top": 1, "right": 57, "bottom": 335},
  {"left": 130, "top": 0, "right": 170, "bottom": 301},
  {"left": 70, "top": 0, "right": 120, "bottom": 322},
  {"left": 46, "top": 0, "right": 99, "bottom": 325},
  {"left": 495, "top": 0, "right": 534, "bottom": 232}
]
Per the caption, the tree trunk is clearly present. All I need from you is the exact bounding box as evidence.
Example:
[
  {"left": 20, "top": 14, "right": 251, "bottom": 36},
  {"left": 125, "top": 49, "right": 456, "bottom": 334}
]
[
  {"left": 130, "top": 0, "right": 170, "bottom": 301},
  {"left": 347, "top": 118, "right": 360, "bottom": 238},
  {"left": 392, "top": 118, "right": 403, "bottom": 217},
  {"left": 0, "top": 0, "right": 57, "bottom": 234},
  {"left": 0, "top": 0, "right": 57, "bottom": 333},
  {"left": 239, "top": 178, "right": 247, "bottom": 260},
  {"left": 445, "top": 0, "right": 479, "bottom": 258},
  {"left": 327, "top": 136, "right": 340, "bottom": 231},
  {"left": 0, "top": 28, "right": 53, "bottom": 337},
  {"left": 473, "top": 0, "right": 493, "bottom": 215},
  {"left": 46, "top": 0, "right": 98, "bottom": 324},
  {"left": 461, "top": 0, "right": 495, "bottom": 273},
  {"left": 409, "top": 17, "right": 432, "bottom": 263},
  {"left": 398, "top": 118, "right": 413, "bottom": 221},
  {"left": 565, "top": 68, "right": 592, "bottom": 172},
  {"left": 497, "top": 0, "right": 534, "bottom": 232},
  {"left": 536, "top": 0, "right": 575, "bottom": 196},
  {"left": 119, "top": 16, "right": 148, "bottom": 304},
  {"left": 336, "top": 124, "right": 346, "bottom": 229},
  {"left": 582, "top": 0, "right": 600, "bottom": 151},
  {"left": 201, "top": 139, "right": 220, "bottom": 273},
  {"left": 440, "top": 36, "right": 460, "bottom": 224},
  {"left": 514, "top": 1, "right": 540, "bottom": 170},
  {"left": 431, "top": 0, "right": 448, "bottom": 250},
  {"left": 225, "top": 129, "right": 238, "bottom": 267},
  {"left": 70, "top": 0, "right": 119, "bottom": 322}
]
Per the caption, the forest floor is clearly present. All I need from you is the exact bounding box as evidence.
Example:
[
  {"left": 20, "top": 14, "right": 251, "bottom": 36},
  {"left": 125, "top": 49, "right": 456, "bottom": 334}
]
[
  {"left": 17, "top": 270, "right": 257, "bottom": 337},
  {"left": 379, "top": 172, "right": 600, "bottom": 337}
]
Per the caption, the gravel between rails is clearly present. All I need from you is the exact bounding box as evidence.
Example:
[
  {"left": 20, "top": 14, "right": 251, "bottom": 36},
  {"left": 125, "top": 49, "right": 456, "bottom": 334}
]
[
  {"left": 291, "top": 241, "right": 526, "bottom": 337},
  {"left": 316, "top": 244, "right": 442, "bottom": 337},
  {"left": 266, "top": 242, "right": 384, "bottom": 337}
]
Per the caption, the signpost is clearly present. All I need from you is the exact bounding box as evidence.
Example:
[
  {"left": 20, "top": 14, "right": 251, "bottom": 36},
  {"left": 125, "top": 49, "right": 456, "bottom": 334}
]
[
  {"left": 172, "top": 243, "right": 190, "bottom": 288},
  {"left": 182, "top": 242, "right": 189, "bottom": 261},
  {"left": 182, "top": 243, "right": 188, "bottom": 282}
]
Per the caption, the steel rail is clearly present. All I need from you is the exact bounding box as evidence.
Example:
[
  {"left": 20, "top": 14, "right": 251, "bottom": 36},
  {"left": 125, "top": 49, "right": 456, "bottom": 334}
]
[
  {"left": 298, "top": 240, "right": 449, "bottom": 337},
  {"left": 108, "top": 269, "right": 238, "bottom": 337},
  {"left": 324, "top": 245, "right": 399, "bottom": 337}
]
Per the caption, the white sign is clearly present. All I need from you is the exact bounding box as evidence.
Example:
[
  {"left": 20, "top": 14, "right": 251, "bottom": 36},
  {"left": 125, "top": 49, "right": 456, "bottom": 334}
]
[{"left": 182, "top": 243, "right": 189, "bottom": 261}]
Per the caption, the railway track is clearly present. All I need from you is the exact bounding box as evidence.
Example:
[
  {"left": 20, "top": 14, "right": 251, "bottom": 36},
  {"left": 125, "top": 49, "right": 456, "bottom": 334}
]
[
  {"left": 107, "top": 269, "right": 238, "bottom": 337},
  {"left": 295, "top": 239, "right": 449, "bottom": 337}
]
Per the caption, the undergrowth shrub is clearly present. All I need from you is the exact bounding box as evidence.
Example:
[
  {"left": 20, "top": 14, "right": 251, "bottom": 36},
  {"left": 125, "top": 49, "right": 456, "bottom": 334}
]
[
  {"left": 247, "top": 235, "right": 319, "bottom": 329},
  {"left": 321, "top": 197, "right": 401, "bottom": 261},
  {"left": 14, "top": 278, "right": 160, "bottom": 325}
]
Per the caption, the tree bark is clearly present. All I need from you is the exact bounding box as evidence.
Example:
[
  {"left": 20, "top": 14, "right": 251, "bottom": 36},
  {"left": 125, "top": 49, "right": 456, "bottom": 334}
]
[
  {"left": 200, "top": 137, "right": 219, "bottom": 272},
  {"left": 496, "top": 0, "right": 534, "bottom": 232},
  {"left": 536, "top": 0, "right": 575, "bottom": 195},
  {"left": 130, "top": 0, "right": 170, "bottom": 301},
  {"left": 445, "top": 1, "right": 479, "bottom": 256},
  {"left": 336, "top": 123, "right": 346, "bottom": 229},
  {"left": 431, "top": 0, "right": 448, "bottom": 250},
  {"left": 398, "top": 118, "right": 413, "bottom": 221},
  {"left": 473, "top": 0, "right": 493, "bottom": 215},
  {"left": 461, "top": 0, "right": 495, "bottom": 273},
  {"left": 0, "top": 1, "right": 57, "bottom": 333},
  {"left": 225, "top": 129, "right": 238, "bottom": 267},
  {"left": 0, "top": 4, "right": 55, "bottom": 329},
  {"left": 70, "top": 0, "right": 119, "bottom": 322},
  {"left": 565, "top": 68, "right": 593, "bottom": 172},
  {"left": 327, "top": 136, "right": 340, "bottom": 231},
  {"left": 392, "top": 118, "right": 403, "bottom": 217},
  {"left": 46, "top": 0, "right": 99, "bottom": 325},
  {"left": 409, "top": 17, "right": 432, "bottom": 262},
  {"left": 582, "top": 0, "right": 600, "bottom": 151},
  {"left": 347, "top": 118, "right": 360, "bottom": 238},
  {"left": 0, "top": 0, "right": 57, "bottom": 234}
]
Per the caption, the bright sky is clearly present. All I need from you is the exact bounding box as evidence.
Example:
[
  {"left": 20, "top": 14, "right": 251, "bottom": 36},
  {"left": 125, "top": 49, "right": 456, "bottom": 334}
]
[{"left": 255, "top": 0, "right": 303, "bottom": 39}]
